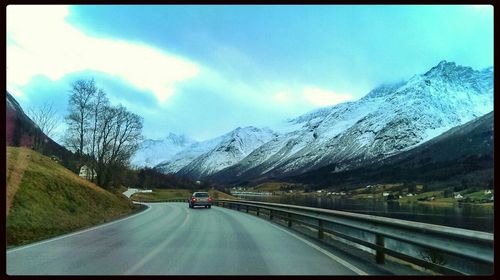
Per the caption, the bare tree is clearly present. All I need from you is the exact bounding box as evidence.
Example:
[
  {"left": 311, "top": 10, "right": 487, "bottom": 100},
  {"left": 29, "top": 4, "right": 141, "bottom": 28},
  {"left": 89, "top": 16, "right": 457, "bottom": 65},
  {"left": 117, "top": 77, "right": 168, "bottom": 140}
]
[
  {"left": 27, "top": 102, "right": 60, "bottom": 151},
  {"left": 94, "top": 105, "right": 143, "bottom": 187},
  {"left": 27, "top": 102, "right": 60, "bottom": 138},
  {"left": 64, "top": 79, "right": 143, "bottom": 188},
  {"left": 65, "top": 79, "right": 97, "bottom": 158}
]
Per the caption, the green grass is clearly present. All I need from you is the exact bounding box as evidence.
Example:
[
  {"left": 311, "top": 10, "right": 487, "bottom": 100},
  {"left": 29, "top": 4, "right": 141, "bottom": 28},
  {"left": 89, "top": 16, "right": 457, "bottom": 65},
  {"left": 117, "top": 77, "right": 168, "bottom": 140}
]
[
  {"left": 465, "top": 190, "right": 491, "bottom": 200},
  {"left": 130, "top": 188, "right": 237, "bottom": 202},
  {"left": 251, "top": 182, "right": 302, "bottom": 192},
  {"left": 397, "top": 190, "right": 443, "bottom": 203},
  {"left": 6, "top": 147, "right": 142, "bottom": 247},
  {"left": 131, "top": 188, "right": 192, "bottom": 201}
]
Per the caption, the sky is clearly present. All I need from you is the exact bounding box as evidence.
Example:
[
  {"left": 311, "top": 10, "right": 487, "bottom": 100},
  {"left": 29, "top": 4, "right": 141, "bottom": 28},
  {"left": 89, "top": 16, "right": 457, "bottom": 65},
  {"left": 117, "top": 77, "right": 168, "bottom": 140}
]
[{"left": 6, "top": 5, "right": 494, "bottom": 142}]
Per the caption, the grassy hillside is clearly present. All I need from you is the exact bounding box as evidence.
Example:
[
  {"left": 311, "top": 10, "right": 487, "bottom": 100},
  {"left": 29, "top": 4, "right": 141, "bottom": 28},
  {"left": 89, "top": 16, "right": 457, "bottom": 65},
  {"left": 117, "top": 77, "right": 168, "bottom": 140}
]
[
  {"left": 131, "top": 188, "right": 237, "bottom": 202},
  {"left": 7, "top": 147, "right": 142, "bottom": 247}
]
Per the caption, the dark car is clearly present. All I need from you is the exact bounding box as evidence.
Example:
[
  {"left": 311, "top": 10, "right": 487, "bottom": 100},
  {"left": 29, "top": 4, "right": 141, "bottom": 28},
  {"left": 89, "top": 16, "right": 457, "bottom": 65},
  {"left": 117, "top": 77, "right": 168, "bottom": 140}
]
[{"left": 188, "top": 192, "right": 213, "bottom": 209}]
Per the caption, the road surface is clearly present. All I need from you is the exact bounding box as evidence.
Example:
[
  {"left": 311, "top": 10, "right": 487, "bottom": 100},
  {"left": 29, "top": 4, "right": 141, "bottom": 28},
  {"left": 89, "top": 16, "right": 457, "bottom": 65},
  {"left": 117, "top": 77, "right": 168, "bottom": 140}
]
[{"left": 7, "top": 202, "right": 371, "bottom": 275}]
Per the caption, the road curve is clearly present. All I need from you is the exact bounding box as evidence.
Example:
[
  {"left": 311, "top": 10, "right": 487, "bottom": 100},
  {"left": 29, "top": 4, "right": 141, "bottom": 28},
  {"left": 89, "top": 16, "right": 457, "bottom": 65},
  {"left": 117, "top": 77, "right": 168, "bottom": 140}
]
[{"left": 7, "top": 203, "right": 366, "bottom": 275}]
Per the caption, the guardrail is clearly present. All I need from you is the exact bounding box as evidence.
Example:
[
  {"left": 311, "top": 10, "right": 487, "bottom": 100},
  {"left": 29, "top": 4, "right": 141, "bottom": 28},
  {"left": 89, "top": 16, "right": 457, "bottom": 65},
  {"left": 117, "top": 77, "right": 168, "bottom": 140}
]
[
  {"left": 132, "top": 198, "right": 188, "bottom": 203},
  {"left": 214, "top": 199, "right": 493, "bottom": 275}
]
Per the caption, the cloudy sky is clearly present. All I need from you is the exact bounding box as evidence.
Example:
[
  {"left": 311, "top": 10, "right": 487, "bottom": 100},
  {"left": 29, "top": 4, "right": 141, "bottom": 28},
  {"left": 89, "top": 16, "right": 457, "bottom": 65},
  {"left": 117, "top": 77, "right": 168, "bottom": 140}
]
[{"left": 6, "top": 5, "right": 493, "bottom": 142}]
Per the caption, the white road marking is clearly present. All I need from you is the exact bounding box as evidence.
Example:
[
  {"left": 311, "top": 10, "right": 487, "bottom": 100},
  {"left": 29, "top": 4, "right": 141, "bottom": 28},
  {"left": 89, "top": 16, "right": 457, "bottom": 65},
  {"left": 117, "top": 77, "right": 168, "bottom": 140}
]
[
  {"left": 269, "top": 223, "right": 368, "bottom": 275},
  {"left": 7, "top": 203, "right": 152, "bottom": 254},
  {"left": 123, "top": 206, "right": 191, "bottom": 275}
]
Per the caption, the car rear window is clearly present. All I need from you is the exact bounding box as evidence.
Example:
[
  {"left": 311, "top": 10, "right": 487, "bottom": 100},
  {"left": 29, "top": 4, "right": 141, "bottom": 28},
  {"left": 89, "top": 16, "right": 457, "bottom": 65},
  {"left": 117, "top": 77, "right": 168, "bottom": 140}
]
[{"left": 194, "top": 193, "right": 209, "bottom": 197}]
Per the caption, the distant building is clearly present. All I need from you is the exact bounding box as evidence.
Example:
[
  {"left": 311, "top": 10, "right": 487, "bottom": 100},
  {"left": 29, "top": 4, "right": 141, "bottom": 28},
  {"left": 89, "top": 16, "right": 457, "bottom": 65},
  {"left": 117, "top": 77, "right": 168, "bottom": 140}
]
[
  {"left": 383, "top": 192, "right": 390, "bottom": 197},
  {"left": 484, "top": 190, "right": 492, "bottom": 195},
  {"left": 50, "top": 155, "right": 60, "bottom": 163},
  {"left": 79, "top": 165, "right": 96, "bottom": 181},
  {"left": 454, "top": 193, "right": 463, "bottom": 199}
]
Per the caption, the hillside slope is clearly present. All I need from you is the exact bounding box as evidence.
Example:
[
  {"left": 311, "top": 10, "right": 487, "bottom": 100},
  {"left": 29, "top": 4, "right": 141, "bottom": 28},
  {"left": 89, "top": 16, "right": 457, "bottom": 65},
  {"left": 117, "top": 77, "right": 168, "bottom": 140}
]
[
  {"left": 290, "top": 111, "right": 493, "bottom": 189},
  {"left": 7, "top": 147, "right": 141, "bottom": 246},
  {"left": 6, "top": 91, "right": 78, "bottom": 172}
]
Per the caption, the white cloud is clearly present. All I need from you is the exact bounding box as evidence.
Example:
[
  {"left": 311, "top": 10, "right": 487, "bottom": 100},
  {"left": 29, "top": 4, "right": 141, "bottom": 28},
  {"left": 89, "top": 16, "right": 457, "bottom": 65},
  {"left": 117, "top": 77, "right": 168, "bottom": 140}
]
[
  {"left": 273, "top": 91, "right": 291, "bottom": 104},
  {"left": 302, "top": 86, "right": 353, "bottom": 106},
  {"left": 7, "top": 5, "right": 200, "bottom": 103}
]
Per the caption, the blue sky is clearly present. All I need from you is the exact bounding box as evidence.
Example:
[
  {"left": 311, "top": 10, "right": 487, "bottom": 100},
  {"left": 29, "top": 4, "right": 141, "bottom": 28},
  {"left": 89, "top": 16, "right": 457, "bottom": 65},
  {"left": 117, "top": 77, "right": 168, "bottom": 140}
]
[{"left": 7, "top": 5, "right": 493, "bottom": 142}]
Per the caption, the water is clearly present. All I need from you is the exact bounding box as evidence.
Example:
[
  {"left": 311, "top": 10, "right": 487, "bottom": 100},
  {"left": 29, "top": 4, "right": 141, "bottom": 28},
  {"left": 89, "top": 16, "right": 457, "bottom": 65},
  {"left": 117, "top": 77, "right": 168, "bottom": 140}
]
[{"left": 235, "top": 195, "right": 494, "bottom": 233}]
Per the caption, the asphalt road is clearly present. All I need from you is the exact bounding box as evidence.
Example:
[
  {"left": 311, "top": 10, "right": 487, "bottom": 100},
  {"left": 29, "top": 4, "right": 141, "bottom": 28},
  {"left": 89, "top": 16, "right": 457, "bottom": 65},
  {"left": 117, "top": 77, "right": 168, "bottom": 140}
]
[{"left": 7, "top": 203, "right": 368, "bottom": 275}]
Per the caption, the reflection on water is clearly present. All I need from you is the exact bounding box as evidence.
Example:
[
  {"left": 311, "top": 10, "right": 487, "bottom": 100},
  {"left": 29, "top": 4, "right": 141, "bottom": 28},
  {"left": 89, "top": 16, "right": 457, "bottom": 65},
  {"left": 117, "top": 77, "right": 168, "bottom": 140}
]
[{"left": 237, "top": 195, "right": 494, "bottom": 233}]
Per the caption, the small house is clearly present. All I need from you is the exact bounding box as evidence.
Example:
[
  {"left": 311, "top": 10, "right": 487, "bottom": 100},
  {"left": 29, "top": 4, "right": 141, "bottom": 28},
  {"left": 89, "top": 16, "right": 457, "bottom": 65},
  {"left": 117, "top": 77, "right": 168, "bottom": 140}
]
[{"left": 79, "top": 165, "right": 96, "bottom": 181}]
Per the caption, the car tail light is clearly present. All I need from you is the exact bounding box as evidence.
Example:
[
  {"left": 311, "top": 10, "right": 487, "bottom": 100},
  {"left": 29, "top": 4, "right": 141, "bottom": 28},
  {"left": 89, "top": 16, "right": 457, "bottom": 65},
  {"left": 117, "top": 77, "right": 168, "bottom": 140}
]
[
  {"left": 208, "top": 197, "right": 213, "bottom": 203},
  {"left": 191, "top": 197, "right": 197, "bottom": 202}
]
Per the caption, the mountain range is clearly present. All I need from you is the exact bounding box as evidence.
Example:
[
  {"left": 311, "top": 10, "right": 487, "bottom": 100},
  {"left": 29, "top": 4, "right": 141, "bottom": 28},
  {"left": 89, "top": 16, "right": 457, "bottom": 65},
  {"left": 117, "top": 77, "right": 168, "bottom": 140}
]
[
  {"left": 130, "top": 133, "right": 196, "bottom": 167},
  {"left": 290, "top": 111, "right": 493, "bottom": 189},
  {"left": 145, "top": 61, "right": 493, "bottom": 186}
]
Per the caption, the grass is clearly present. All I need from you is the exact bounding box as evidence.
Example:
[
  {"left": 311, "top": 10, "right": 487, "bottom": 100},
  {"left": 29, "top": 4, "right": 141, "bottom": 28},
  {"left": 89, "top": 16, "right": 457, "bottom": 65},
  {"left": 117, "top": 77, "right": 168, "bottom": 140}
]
[
  {"left": 130, "top": 188, "right": 237, "bottom": 202},
  {"left": 6, "top": 147, "right": 142, "bottom": 247},
  {"left": 396, "top": 191, "right": 443, "bottom": 203},
  {"left": 252, "top": 182, "right": 292, "bottom": 192},
  {"left": 131, "top": 188, "right": 192, "bottom": 201}
]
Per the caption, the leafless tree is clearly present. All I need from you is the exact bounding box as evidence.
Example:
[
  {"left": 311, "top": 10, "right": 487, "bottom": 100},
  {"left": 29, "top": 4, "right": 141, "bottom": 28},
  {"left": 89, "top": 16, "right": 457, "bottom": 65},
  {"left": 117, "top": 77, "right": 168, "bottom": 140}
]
[
  {"left": 27, "top": 102, "right": 60, "bottom": 138},
  {"left": 27, "top": 102, "right": 60, "bottom": 151},
  {"left": 65, "top": 79, "right": 97, "bottom": 158},
  {"left": 94, "top": 105, "right": 143, "bottom": 187},
  {"left": 65, "top": 78, "right": 143, "bottom": 187}
]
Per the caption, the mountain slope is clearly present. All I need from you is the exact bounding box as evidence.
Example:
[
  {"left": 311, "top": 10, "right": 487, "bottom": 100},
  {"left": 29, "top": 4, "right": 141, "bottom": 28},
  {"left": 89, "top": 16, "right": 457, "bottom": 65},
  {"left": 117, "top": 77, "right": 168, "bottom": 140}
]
[
  {"left": 6, "top": 91, "right": 78, "bottom": 172},
  {"left": 177, "top": 126, "right": 277, "bottom": 178},
  {"left": 131, "top": 133, "right": 196, "bottom": 167},
  {"left": 290, "top": 111, "right": 494, "bottom": 189},
  {"left": 155, "top": 134, "right": 227, "bottom": 174},
  {"left": 211, "top": 61, "right": 493, "bottom": 183}
]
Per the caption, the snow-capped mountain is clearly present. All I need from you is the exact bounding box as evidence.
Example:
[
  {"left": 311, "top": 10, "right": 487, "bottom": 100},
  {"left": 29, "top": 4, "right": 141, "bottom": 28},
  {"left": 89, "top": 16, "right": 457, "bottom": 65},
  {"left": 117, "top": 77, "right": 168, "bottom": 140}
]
[
  {"left": 155, "top": 134, "right": 227, "bottom": 174},
  {"left": 157, "top": 126, "right": 277, "bottom": 178},
  {"left": 131, "top": 133, "right": 196, "bottom": 167},
  {"left": 292, "top": 111, "right": 493, "bottom": 188},
  {"left": 212, "top": 61, "right": 493, "bottom": 182},
  {"left": 176, "top": 126, "right": 277, "bottom": 178}
]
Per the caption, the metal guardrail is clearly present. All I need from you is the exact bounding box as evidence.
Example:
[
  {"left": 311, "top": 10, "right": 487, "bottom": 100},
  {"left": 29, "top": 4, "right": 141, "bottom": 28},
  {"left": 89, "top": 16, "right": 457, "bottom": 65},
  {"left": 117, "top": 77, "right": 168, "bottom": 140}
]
[
  {"left": 132, "top": 198, "right": 188, "bottom": 203},
  {"left": 214, "top": 199, "right": 494, "bottom": 275}
]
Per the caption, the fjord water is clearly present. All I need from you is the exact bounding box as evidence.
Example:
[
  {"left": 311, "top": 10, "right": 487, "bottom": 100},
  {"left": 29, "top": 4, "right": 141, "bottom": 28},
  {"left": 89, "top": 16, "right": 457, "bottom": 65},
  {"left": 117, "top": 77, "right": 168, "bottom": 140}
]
[{"left": 236, "top": 195, "right": 493, "bottom": 233}]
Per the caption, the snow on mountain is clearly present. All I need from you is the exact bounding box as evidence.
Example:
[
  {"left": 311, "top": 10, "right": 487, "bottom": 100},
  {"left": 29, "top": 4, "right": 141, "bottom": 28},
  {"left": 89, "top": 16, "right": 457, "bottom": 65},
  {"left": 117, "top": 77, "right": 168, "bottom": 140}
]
[
  {"left": 213, "top": 61, "right": 493, "bottom": 181},
  {"left": 155, "top": 134, "right": 226, "bottom": 174},
  {"left": 131, "top": 133, "right": 196, "bottom": 167},
  {"left": 176, "top": 126, "right": 278, "bottom": 178}
]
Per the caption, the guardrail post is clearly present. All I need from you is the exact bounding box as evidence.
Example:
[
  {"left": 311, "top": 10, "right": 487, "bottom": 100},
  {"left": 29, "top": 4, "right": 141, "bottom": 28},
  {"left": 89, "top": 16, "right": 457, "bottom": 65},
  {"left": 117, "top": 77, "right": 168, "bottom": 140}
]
[
  {"left": 237, "top": 204, "right": 241, "bottom": 211},
  {"left": 318, "top": 220, "right": 324, "bottom": 239},
  {"left": 287, "top": 213, "right": 292, "bottom": 227},
  {"left": 246, "top": 205, "right": 249, "bottom": 213},
  {"left": 256, "top": 208, "right": 260, "bottom": 216},
  {"left": 270, "top": 210, "right": 273, "bottom": 220},
  {"left": 375, "top": 234, "right": 385, "bottom": 264}
]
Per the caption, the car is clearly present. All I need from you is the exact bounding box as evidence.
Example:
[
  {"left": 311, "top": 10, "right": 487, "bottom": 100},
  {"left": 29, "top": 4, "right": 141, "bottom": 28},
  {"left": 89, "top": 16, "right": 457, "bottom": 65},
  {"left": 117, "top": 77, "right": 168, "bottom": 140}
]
[{"left": 188, "top": 192, "right": 213, "bottom": 209}]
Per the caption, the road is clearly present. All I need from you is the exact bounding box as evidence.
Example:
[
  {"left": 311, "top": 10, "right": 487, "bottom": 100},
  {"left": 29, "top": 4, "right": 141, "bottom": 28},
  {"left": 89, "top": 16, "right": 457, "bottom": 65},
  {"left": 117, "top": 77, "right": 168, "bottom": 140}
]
[{"left": 7, "top": 203, "right": 370, "bottom": 275}]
